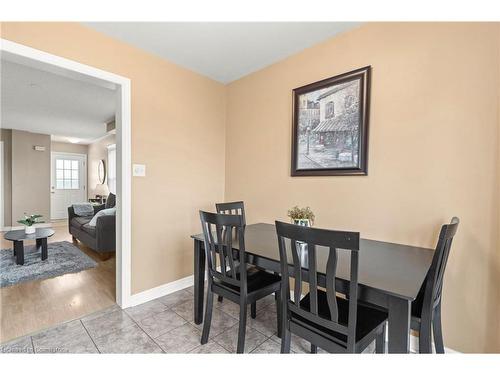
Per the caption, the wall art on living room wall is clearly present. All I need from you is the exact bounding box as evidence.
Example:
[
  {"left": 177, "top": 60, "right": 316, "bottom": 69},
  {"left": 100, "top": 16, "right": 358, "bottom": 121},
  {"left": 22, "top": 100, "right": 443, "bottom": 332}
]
[{"left": 291, "top": 66, "right": 371, "bottom": 176}]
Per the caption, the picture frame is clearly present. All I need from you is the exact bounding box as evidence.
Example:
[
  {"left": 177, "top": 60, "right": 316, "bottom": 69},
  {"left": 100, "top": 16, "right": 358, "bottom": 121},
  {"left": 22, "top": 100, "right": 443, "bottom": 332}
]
[{"left": 291, "top": 66, "right": 371, "bottom": 176}]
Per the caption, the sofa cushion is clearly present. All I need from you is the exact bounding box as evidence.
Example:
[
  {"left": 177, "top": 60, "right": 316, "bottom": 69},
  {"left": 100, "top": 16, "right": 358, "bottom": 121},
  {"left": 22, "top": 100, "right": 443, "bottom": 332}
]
[
  {"left": 89, "top": 207, "right": 116, "bottom": 227},
  {"left": 71, "top": 216, "right": 92, "bottom": 228},
  {"left": 81, "top": 224, "right": 96, "bottom": 237},
  {"left": 105, "top": 193, "right": 116, "bottom": 209}
]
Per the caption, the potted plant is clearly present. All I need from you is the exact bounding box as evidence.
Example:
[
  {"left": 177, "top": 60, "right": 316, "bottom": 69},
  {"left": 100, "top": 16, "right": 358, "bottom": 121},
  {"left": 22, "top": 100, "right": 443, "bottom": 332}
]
[
  {"left": 17, "top": 214, "right": 44, "bottom": 234},
  {"left": 287, "top": 206, "right": 315, "bottom": 227}
]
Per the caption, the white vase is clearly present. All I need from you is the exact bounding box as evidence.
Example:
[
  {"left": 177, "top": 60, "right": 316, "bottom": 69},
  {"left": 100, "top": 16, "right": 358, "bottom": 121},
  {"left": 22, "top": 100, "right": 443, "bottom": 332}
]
[
  {"left": 294, "top": 219, "right": 310, "bottom": 227},
  {"left": 25, "top": 226, "right": 36, "bottom": 234}
]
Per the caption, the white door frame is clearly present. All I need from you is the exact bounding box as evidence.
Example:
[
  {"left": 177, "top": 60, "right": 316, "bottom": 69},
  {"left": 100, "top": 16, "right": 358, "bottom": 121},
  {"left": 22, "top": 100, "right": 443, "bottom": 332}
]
[
  {"left": 50, "top": 151, "right": 88, "bottom": 220},
  {"left": 0, "top": 141, "right": 3, "bottom": 230},
  {"left": 0, "top": 38, "right": 133, "bottom": 308}
]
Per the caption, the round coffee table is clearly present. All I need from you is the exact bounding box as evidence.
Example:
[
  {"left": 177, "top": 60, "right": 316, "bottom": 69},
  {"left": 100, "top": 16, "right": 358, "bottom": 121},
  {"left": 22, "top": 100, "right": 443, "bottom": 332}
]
[{"left": 4, "top": 228, "right": 55, "bottom": 265}]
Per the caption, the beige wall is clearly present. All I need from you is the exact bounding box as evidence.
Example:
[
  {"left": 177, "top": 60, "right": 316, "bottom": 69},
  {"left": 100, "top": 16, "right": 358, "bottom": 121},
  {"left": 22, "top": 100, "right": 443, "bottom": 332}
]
[
  {"left": 0, "top": 129, "right": 12, "bottom": 226},
  {"left": 11, "top": 130, "right": 51, "bottom": 223},
  {"left": 225, "top": 23, "right": 500, "bottom": 353},
  {"left": 87, "top": 134, "right": 115, "bottom": 198},
  {"left": 497, "top": 24, "right": 500, "bottom": 349},
  {"left": 51, "top": 141, "right": 88, "bottom": 155},
  {"left": 0, "top": 22, "right": 226, "bottom": 294}
]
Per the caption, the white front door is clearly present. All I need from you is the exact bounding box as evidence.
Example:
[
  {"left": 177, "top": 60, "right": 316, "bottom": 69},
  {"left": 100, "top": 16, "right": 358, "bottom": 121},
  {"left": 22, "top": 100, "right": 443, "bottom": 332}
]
[{"left": 50, "top": 152, "right": 87, "bottom": 220}]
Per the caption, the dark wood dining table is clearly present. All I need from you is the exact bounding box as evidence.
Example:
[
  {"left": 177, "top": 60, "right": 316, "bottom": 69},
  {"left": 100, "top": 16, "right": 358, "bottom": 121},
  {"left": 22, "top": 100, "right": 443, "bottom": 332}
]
[{"left": 191, "top": 223, "right": 434, "bottom": 353}]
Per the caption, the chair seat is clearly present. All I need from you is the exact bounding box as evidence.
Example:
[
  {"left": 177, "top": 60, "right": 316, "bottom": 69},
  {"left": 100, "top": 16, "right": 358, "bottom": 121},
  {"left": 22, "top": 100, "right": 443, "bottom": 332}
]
[
  {"left": 214, "top": 266, "right": 281, "bottom": 294},
  {"left": 295, "top": 290, "right": 387, "bottom": 344},
  {"left": 410, "top": 291, "right": 441, "bottom": 330}
]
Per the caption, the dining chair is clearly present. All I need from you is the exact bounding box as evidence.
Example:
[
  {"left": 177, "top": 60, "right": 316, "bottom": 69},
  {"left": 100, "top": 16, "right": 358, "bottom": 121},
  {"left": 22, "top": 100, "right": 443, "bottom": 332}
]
[
  {"left": 216, "top": 201, "right": 246, "bottom": 224},
  {"left": 199, "top": 211, "right": 282, "bottom": 353},
  {"left": 215, "top": 201, "right": 246, "bottom": 305},
  {"left": 411, "top": 217, "right": 460, "bottom": 353},
  {"left": 215, "top": 201, "right": 268, "bottom": 317},
  {"left": 275, "top": 221, "right": 388, "bottom": 353}
]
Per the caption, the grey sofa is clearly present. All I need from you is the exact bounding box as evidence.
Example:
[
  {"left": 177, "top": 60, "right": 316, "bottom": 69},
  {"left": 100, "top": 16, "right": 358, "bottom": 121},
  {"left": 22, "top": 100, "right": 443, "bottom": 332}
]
[{"left": 68, "top": 193, "right": 116, "bottom": 253}]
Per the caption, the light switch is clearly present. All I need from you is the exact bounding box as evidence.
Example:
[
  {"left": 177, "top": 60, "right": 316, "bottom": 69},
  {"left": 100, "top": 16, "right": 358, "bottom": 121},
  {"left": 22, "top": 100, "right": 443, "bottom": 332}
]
[{"left": 133, "top": 164, "right": 146, "bottom": 177}]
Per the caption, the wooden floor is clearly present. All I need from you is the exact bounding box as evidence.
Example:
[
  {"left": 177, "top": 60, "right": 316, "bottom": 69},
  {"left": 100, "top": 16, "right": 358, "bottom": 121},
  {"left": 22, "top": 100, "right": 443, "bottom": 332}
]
[{"left": 0, "top": 221, "right": 116, "bottom": 344}]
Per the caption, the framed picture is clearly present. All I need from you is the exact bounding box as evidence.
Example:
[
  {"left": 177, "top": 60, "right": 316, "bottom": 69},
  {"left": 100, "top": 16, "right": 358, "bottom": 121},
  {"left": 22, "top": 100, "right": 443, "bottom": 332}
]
[{"left": 291, "top": 66, "right": 371, "bottom": 176}]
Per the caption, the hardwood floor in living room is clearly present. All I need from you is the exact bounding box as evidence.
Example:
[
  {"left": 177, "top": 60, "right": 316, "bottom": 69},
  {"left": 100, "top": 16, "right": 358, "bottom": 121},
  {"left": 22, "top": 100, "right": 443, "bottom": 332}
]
[{"left": 0, "top": 221, "right": 116, "bottom": 344}]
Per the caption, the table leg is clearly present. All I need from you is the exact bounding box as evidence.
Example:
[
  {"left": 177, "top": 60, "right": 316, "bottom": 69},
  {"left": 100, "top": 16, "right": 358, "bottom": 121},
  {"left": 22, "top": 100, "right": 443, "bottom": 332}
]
[
  {"left": 193, "top": 239, "right": 205, "bottom": 325},
  {"left": 387, "top": 296, "right": 411, "bottom": 353},
  {"left": 14, "top": 241, "right": 24, "bottom": 265},
  {"left": 37, "top": 238, "right": 48, "bottom": 261}
]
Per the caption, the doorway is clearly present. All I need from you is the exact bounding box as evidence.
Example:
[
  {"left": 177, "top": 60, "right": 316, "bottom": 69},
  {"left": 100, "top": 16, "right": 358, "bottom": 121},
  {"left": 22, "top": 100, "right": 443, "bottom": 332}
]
[
  {"left": 50, "top": 152, "right": 87, "bottom": 220},
  {"left": 0, "top": 38, "right": 132, "bottom": 309}
]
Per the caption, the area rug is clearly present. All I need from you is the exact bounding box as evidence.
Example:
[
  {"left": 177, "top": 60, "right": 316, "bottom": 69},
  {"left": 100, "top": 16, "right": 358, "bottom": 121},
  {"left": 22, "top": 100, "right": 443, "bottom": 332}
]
[{"left": 0, "top": 241, "right": 97, "bottom": 288}]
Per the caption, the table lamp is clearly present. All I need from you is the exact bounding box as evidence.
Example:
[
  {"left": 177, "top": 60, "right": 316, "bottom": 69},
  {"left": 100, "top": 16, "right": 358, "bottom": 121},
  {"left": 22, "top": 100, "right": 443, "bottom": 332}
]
[{"left": 95, "top": 183, "right": 110, "bottom": 204}]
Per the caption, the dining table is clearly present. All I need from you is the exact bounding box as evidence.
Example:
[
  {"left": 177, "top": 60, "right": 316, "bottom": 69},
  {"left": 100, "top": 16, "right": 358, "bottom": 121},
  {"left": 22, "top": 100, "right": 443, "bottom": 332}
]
[{"left": 191, "top": 223, "right": 434, "bottom": 353}]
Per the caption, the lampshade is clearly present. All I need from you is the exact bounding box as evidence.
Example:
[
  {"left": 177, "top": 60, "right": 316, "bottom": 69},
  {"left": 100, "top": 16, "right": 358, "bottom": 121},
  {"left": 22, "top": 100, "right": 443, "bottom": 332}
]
[{"left": 95, "top": 183, "right": 109, "bottom": 196}]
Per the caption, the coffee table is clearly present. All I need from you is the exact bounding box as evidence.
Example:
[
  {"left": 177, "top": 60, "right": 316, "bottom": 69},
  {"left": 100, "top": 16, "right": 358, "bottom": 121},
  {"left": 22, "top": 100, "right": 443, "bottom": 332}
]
[{"left": 4, "top": 228, "right": 55, "bottom": 265}]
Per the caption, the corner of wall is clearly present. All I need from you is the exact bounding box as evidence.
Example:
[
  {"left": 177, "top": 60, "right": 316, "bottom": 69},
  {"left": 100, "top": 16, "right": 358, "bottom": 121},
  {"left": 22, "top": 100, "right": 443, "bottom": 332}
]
[{"left": 223, "top": 82, "right": 230, "bottom": 201}]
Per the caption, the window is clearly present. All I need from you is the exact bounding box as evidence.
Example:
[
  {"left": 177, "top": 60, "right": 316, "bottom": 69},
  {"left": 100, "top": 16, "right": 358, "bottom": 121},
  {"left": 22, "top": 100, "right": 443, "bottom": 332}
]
[
  {"left": 56, "top": 159, "right": 79, "bottom": 190},
  {"left": 107, "top": 144, "right": 116, "bottom": 194},
  {"left": 325, "top": 101, "right": 335, "bottom": 119}
]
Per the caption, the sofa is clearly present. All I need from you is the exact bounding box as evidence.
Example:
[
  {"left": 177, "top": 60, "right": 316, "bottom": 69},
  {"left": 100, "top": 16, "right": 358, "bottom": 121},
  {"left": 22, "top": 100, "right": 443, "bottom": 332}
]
[{"left": 68, "top": 193, "right": 116, "bottom": 253}]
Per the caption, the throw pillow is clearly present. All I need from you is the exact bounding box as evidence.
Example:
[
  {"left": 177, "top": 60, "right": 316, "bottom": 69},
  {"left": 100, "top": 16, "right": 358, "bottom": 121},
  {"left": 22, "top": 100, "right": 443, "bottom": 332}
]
[
  {"left": 88, "top": 207, "right": 116, "bottom": 227},
  {"left": 105, "top": 193, "right": 116, "bottom": 209}
]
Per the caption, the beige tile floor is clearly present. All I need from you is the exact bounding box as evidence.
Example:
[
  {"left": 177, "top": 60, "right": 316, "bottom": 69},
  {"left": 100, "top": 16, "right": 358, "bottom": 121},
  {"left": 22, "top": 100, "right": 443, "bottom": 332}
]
[{"left": 0, "top": 286, "right": 384, "bottom": 354}]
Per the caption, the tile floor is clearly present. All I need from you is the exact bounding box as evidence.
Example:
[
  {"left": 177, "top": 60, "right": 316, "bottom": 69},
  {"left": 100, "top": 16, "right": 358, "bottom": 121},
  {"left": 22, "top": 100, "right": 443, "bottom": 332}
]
[{"left": 0, "top": 286, "right": 379, "bottom": 354}]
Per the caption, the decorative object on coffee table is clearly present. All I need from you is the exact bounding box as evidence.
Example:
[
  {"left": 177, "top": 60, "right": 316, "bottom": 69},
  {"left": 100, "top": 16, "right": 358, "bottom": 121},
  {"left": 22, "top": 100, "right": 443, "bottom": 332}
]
[
  {"left": 287, "top": 206, "right": 315, "bottom": 227},
  {"left": 4, "top": 228, "right": 55, "bottom": 265},
  {"left": 291, "top": 66, "right": 371, "bottom": 176},
  {"left": 17, "top": 213, "right": 44, "bottom": 234}
]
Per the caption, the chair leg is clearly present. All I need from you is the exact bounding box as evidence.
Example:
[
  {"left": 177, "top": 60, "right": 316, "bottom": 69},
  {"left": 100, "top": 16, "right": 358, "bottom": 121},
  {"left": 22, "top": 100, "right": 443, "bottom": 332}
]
[
  {"left": 419, "top": 320, "right": 433, "bottom": 354},
  {"left": 280, "top": 282, "right": 290, "bottom": 353},
  {"left": 433, "top": 304, "right": 445, "bottom": 354},
  {"left": 311, "top": 344, "right": 318, "bottom": 353},
  {"left": 276, "top": 291, "right": 282, "bottom": 338},
  {"left": 375, "top": 324, "right": 386, "bottom": 353},
  {"left": 281, "top": 327, "right": 291, "bottom": 353},
  {"left": 218, "top": 296, "right": 223, "bottom": 303},
  {"left": 201, "top": 288, "right": 214, "bottom": 344},
  {"left": 237, "top": 302, "right": 248, "bottom": 353}
]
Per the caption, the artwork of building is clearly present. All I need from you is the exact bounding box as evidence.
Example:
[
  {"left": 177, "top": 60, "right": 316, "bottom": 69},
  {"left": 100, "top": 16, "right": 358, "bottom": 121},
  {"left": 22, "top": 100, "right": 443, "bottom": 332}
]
[{"left": 297, "top": 79, "right": 361, "bottom": 169}]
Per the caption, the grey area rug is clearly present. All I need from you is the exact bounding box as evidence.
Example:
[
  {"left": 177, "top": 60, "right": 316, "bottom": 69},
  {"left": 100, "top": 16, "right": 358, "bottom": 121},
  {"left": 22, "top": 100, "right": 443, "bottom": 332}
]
[{"left": 0, "top": 241, "right": 97, "bottom": 288}]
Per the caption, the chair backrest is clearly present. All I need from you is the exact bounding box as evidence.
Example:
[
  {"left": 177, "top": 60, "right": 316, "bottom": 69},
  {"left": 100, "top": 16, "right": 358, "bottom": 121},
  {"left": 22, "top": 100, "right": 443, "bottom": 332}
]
[
  {"left": 275, "top": 221, "right": 360, "bottom": 351},
  {"left": 215, "top": 201, "right": 246, "bottom": 226},
  {"left": 422, "top": 217, "right": 459, "bottom": 315},
  {"left": 199, "top": 210, "right": 247, "bottom": 293}
]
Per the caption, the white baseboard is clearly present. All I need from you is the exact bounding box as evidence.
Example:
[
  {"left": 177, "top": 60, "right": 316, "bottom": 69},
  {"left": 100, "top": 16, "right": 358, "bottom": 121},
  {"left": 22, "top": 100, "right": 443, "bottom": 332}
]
[{"left": 126, "top": 274, "right": 194, "bottom": 308}]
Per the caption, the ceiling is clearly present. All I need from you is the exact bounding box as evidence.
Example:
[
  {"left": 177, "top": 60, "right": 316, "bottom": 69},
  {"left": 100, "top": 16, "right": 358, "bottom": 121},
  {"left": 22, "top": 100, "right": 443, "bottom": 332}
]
[
  {"left": 84, "top": 22, "right": 360, "bottom": 83},
  {"left": 1, "top": 59, "right": 116, "bottom": 144}
]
